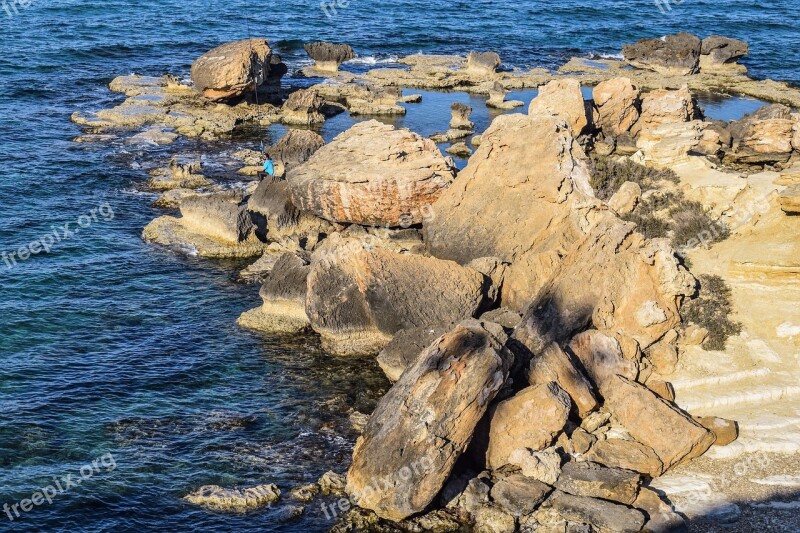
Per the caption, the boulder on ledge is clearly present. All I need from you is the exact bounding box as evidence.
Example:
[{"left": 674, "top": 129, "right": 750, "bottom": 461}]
[
  {"left": 622, "top": 33, "right": 702, "bottom": 76},
  {"left": 191, "top": 39, "right": 273, "bottom": 102}
]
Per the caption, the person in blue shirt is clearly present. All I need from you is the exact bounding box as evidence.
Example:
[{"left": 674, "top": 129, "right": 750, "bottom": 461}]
[{"left": 262, "top": 153, "right": 275, "bottom": 177}]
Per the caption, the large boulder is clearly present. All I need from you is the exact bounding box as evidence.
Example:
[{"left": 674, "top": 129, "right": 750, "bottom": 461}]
[
  {"left": 191, "top": 39, "right": 273, "bottom": 101},
  {"left": 263, "top": 129, "right": 326, "bottom": 175},
  {"left": 306, "top": 245, "right": 488, "bottom": 355},
  {"left": 466, "top": 51, "right": 501, "bottom": 75},
  {"left": 424, "top": 113, "right": 597, "bottom": 312},
  {"left": 622, "top": 33, "right": 702, "bottom": 76},
  {"left": 700, "top": 35, "right": 748, "bottom": 73},
  {"left": 635, "top": 86, "right": 697, "bottom": 132},
  {"left": 282, "top": 88, "right": 325, "bottom": 125},
  {"left": 727, "top": 104, "right": 795, "bottom": 163},
  {"left": 513, "top": 217, "right": 696, "bottom": 354},
  {"left": 288, "top": 120, "right": 457, "bottom": 226},
  {"left": 180, "top": 193, "right": 255, "bottom": 243},
  {"left": 303, "top": 41, "right": 355, "bottom": 72},
  {"left": 528, "top": 78, "right": 588, "bottom": 136},
  {"left": 486, "top": 382, "right": 572, "bottom": 470},
  {"left": 346, "top": 320, "right": 513, "bottom": 521},
  {"left": 592, "top": 77, "right": 640, "bottom": 136}
]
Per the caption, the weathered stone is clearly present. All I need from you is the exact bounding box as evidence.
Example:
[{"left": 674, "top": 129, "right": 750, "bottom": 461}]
[
  {"left": 646, "top": 336, "right": 679, "bottom": 375},
  {"left": 191, "top": 39, "right": 273, "bottom": 101},
  {"left": 487, "top": 81, "right": 524, "bottom": 110},
  {"left": 179, "top": 193, "right": 254, "bottom": 243},
  {"left": 608, "top": 181, "right": 642, "bottom": 214},
  {"left": 490, "top": 474, "right": 553, "bottom": 516},
  {"left": 623, "top": 33, "right": 702, "bottom": 76},
  {"left": 487, "top": 382, "right": 572, "bottom": 470},
  {"left": 466, "top": 51, "right": 501, "bottom": 75},
  {"left": 528, "top": 343, "right": 598, "bottom": 417},
  {"left": 592, "top": 77, "right": 640, "bottom": 136},
  {"left": 282, "top": 88, "right": 325, "bottom": 125},
  {"left": 425, "top": 113, "right": 596, "bottom": 312},
  {"left": 506, "top": 448, "right": 562, "bottom": 485},
  {"left": 634, "top": 486, "right": 688, "bottom": 533},
  {"left": 263, "top": 129, "right": 325, "bottom": 173},
  {"left": 555, "top": 461, "right": 640, "bottom": 505},
  {"left": 289, "top": 120, "right": 456, "bottom": 226},
  {"left": 636, "top": 86, "right": 697, "bottom": 133},
  {"left": 290, "top": 484, "right": 319, "bottom": 502},
  {"left": 318, "top": 471, "right": 346, "bottom": 496},
  {"left": 529, "top": 78, "right": 588, "bottom": 136},
  {"left": 445, "top": 475, "right": 491, "bottom": 515},
  {"left": 479, "top": 308, "right": 523, "bottom": 330},
  {"left": 700, "top": 35, "right": 748, "bottom": 65},
  {"left": 376, "top": 322, "right": 457, "bottom": 382},
  {"left": 728, "top": 104, "right": 795, "bottom": 163},
  {"left": 306, "top": 247, "right": 487, "bottom": 355},
  {"left": 183, "top": 483, "right": 280, "bottom": 512},
  {"left": 602, "top": 375, "right": 715, "bottom": 470},
  {"left": 645, "top": 379, "right": 676, "bottom": 402},
  {"left": 536, "top": 490, "right": 645, "bottom": 533},
  {"left": 303, "top": 41, "right": 355, "bottom": 72},
  {"left": 446, "top": 142, "right": 472, "bottom": 157},
  {"left": 567, "top": 330, "right": 638, "bottom": 392},
  {"left": 694, "top": 416, "right": 739, "bottom": 446},
  {"left": 147, "top": 159, "right": 211, "bottom": 191},
  {"left": 474, "top": 504, "right": 516, "bottom": 533},
  {"left": 569, "top": 428, "right": 596, "bottom": 455},
  {"left": 346, "top": 320, "right": 513, "bottom": 521},
  {"left": 779, "top": 184, "right": 800, "bottom": 214},
  {"left": 450, "top": 103, "right": 474, "bottom": 130}
]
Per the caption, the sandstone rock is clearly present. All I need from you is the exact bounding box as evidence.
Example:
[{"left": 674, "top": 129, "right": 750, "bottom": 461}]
[
  {"left": 445, "top": 475, "right": 491, "bottom": 515},
  {"left": 147, "top": 159, "right": 211, "bottom": 191},
  {"left": 728, "top": 104, "right": 795, "bottom": 163},
  {"left": 555, "top": 461, "right": 640, "bottom": 505},
  {"left": 450, "top": 102, "right": 474, "bottom": 130},
  {"left": 645, "top": 379, "right": 676, "bottom": 401},
  {"left": 479, "top": 308, "right": 522, "bottom": 330},
  {"left": 291, "top": 484, "right": 319, "bottom": 502},
  {"left": 608, "top": 181, "right": 642, "bottom": 214},
  {"left": 376, "top": 322, "right": 457, "bottom": 382},
  {"left": 602, "top": 375, "right": 715, "bottom": 470},
  {"left": 536, "top": 490, "right": 646, "bottom": 533},
  {"left": 700, "top": 35, "right": 748, "bottom": 71},
  {"left": 191, "top": 39, "right": 273, "bottom": 101},
  {"left": 636, "top": 120, "right": 704, "bottom": 168},
  {"left": 237, "top": 252, "right": 312, "bottom": 334},
  {"left": 634, "top": 486, "right": 688, "bottom": 533},
  {"left": 528, "top": 343, "right": 598, "bottom": 417},
  {"left": 179, "top": 193, "right": 255, "bottom": 243},
  {"left": 342, "top": 84, "right": 406, "bottom": 115},
  {"left": 694, "top": 416, "right": 738, "bottom": 446},
  {"left": 646, "top": 335, "right": 679, "bottom": 375},
  {"left": 303, "top": 41, "right": 355, "bottom": 72},
  {"left": 466, "top": 51, "right": 501, "bottom": 75},
  {"left": 282, "top": 88, "right": 325, "bottom": 125},
  {"left": 289, "top": 120, "right": 456, "bottom": 227},
  {"left": 584, "top": 438, "right": 664, "bottom": 478},
  {"left": 636, "top": 86, "right": 697, "bottom": 132},
  {"left": 529, "top": 78, "right": 588, "bottom": 136},
  {"left": 318, "top": 471, "right": 346, "bottom": 496},
  {"left": 592, "top": 77, "right": 640, "bottom": 136},
  {"left": 474, "top": 504, "right": 516, "bottom": 533},
  {"left": 514, "top": 218, "right": 696, "bottom": 354},
  {"left": 487, "top": 82, "right": 524, "bottom": 110},
  {"left": 263, "top": 129, "right": 325, "bottom": 173},
  {"left": 446, "top": 142, "right": 472, "bottom": 158},
  {"left": 142, "top": 216, "right": 269, "bottom": 258},
  {"left": 487, "top": 382, "right": 572, "bottom": 470},
  {"left": 490, "top": 474, "right": 553, "bottom": 516},
  {"left": 307, "top": 248, "right": 487, "bottom": 355},
  {"left": 567, "top": 330, "right": 638, "bottom": 392},
  {"left": 183, "top": 483, "right": 280, "bottom": 512},
  {"left": 569, "top": 427, "right": 596, "bottom": 455},
  {"left": 623, "top": 33, "right": 702, "bottom": 76},
  {"left": 779, "top": 184, "right": 800, "bottom": 214},
  {"left": 506, "top": 448, "right": 562, "bottom": 484},
  {"left": 581, "top": 411, "right": 611, "bottom": 434},
  {"left": 346, "top": 320, "right": 513, "bottom": 520},
  {"left": 424, "top": 113, "right": 596, "bottom": 312}
]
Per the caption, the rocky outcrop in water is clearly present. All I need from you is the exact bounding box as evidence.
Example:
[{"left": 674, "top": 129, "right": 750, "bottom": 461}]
[
  {"left": 191, "top": 39, "right": 274, "bottom": 101},
  {"left": 623, "top": 33, "right": 703, "bottom": 76},
  {"left": 303, "top": 41, "right": 355, "bottom": 72}
]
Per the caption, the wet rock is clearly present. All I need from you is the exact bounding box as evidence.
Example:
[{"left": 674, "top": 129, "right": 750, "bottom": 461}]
[
  {"left": 529, "top": 78, "right": 588, "bottom": 136},
  {"left": 446, "top": 142, "right": 472, "bottom": 157},
  {"left": 490, "top": 474, "right": 553, "bottom": 516},
  {"left": 183, "top": 483, "right": 280, "bottom": 512},
  {"left": 304, "top": 41, "right": 355, "bottom": 72},
  {"left": 376, "top": 322, "right": 457, "bottom": 382},
  {"left": 142, "top": 216, "right": 269, "bottom": 258},
  {"left": 608, "top": 181, "right": 642, "bottom": 214},
  {"left": 623, "top": 33, "right": 702, "bottom": 76},
  {"left": 424, "top": 113, "right": 596, "bottom": 312},
  {"left": 306, "top": 245, "right": 487, "bottom": 356},
  {"left": 346, "top": 320, "right": 513, "bottom": 520},
  {"left": 694, "top": 416, "right": 738, "bottom": 446},
  {"left": 282, "top": 88, "right": 325, "bottom": 125},
  {"left": 237, "top": 252, "right": 312, "bottom": 334},
  {"left": 506, "top": 448, "right": 562, "bottom": 484},
  {"left": 276, "top": 504, "right": 304, "bottom": 522},
  {"left": 179, "top": 192, "right": 254, "bottom": 243},
  {"left": 348, "top": 411, "right": 370, "bottom": 433},
  {"left": 555, "top": 461, "right": 640, "bottom": 505},
  {"left": 487, "top": 82, "right": 524, "bottom": 110},
  {"left": 528, "top": 343, "right": 598, "bottom": 418},
  {"left": 290, "top": 484, "right": 319, "bottom": 502},
  {"left": 487, "top": 382, "right": 572, "bottom": 470},
  {"left": 601, "top": 375, "right": 715, "bottom": 470},
  {"left": 466, "top": 51, "right": 501, "bottom": 75},
  {"left": 536, "top": 490, "right": 645, "bottom": 533},
  {"left": 634, "top": 486, "right": 688, "bottom": 533},
  {"left": 128, "top": 127, "right": 179, "bottom": 145},
  {"left": 592, "top": 77, "right": 640, "bottom": 136},
  {"left": 147, "top": 159, "right": 211, "bottom": 191},
  {"left": 288, "top": 120, "right": 456, "bottom": 226},
  {"left": 318, "top": 471, "right": 347, "bottom": 496},
  {"left": 191, "top": 39, "right": 273, "bottom": 101}
]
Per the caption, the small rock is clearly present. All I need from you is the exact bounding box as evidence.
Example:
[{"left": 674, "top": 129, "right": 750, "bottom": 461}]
[
  {"left": 645, "top": 379, "right": 676, "bottom": 402},
  {"left": 348, "top": 411, "right": 370, "bottom": 433},
  {"left": 681, "top": 324, "right": 709, "bottom": 345},
  {"left": 646, "top": 334, "right": 679, "bottom": 375},
  {"left": 318, "top": 471, "right": 346, "bottom": 496},
  {"left": 580, "top": 411, "right": 611, "bottom": 434},
  {"left": 290, "top": 484, "right": 319, "bottom": 502},
  {"left": 474, "top": 504, "right": 516, "bottom": 533},
  {"left": 303, "top": 41, "right": 355, "bottom": 72},
  {"left": 694, "top": 416, "right": 738, "bottom": 446},
  {"left": 276, "top": 504, "right": 304, "bottom": 522},
  {"left": 569, "top": 428, "right": 596, "bottom": 455},
  {"left": 447, "top": 476, "right": 491, "bottom": 516},
  {"left": 528, "top": 343, "right": 598, "bottom": 418},
  {"left": 634, "top": 486, "right": 688, "bottom": 533},
  {"left": 555, "top": 461, "right": 640, "bottom": 505},
  {"left": 608, "top": 181, "right": 642, "bottom": 214},
  {"left": 450, "top": 103, "right": 474, "bottom": 130},
  {"left": 446, "top": 142, "right": 473, "bottom": 157},
  {"left": 183, "top": 483, "right": 280, "bottom": 512},
  {"left": 507, "top": 448, "right": 562, "bottom": 485},
  {"left": 490, "top": 474, "right": 553, "bottom": 516}
]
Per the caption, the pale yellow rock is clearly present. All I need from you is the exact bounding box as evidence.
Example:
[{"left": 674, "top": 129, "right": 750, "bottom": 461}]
[{"left": 529, "top": 78, "right": 588, "bottom": 136}]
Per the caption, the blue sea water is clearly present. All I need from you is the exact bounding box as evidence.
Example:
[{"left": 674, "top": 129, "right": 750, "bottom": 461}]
[{"left": 0, "top": 1, "right": 797, "bottom": 531}]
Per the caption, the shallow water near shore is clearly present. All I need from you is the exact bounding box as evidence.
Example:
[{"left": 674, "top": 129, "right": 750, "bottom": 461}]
[{"left": 1, "top": 1, "right": 797, "bottom": 531}]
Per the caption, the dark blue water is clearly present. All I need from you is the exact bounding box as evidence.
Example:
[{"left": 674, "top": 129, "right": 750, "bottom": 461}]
[{"left": 1, "top": 1, "right": 797, "bottom": 531}]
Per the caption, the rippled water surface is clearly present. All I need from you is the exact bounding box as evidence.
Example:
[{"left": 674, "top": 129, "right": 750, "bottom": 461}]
[{"left": 0, "top": 1, "right": 796, "bottom": 531}]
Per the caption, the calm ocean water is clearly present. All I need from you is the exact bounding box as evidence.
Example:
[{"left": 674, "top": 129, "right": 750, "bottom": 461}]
[{"left": 0, "top": 1, "right": 796, "bottom": 531}]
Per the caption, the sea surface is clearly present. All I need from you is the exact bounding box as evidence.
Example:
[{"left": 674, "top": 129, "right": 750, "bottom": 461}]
[{"left": 0, "top": 1, "right": 796, "bottom": 531}]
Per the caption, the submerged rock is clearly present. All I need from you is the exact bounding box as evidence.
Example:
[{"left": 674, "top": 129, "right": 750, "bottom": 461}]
[
  {"left": 191, "top": 39, "right": 273, "bottom": 101},
  {"left": 183, "top": 483, "right": 280, "bottom": 512},
  {"left": 346, "top": 320, "right": 513, "bottom": 521}
]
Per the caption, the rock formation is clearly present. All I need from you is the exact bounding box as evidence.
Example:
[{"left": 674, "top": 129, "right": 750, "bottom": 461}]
[
  {"left": 304, "top": 42, "right": 355, "bottom": 72},
  {"left": 282, "top": 88, "right": 325, "bottom": 125},
  {"left": 528, "top": 78, "right": 588, "bottom": 136},
  {"left": 191, "top": 39, "right": 273, "bottom": 101},
  {"left": 623, "top": 32, "right": 702, "bottom": 76}
]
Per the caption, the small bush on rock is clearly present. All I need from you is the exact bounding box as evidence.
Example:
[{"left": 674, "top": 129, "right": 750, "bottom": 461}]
[
  {"left": 681, "top": 274, "right": 742, "bottom": 350},
  {"left": 589, "top": 156, "right": 679, "bottom": 200}
]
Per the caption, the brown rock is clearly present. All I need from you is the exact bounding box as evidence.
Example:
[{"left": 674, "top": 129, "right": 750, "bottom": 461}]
[
  {"left": 376, "top": 323, "right": 457, "bottom": 382},
  {"left": 567, "top": 330, "right": 638, "bottom": 392},
  {"left": 346, "top": 320, "right": 513, "bottom": 521},
  {"left": 282, "top": 88, "right": 325, "bottom": 125},
  {"left": 529, "top": 78, "right": 589, "bottom": 136},
  {"left": 634, "top": 486, "right": 688, "bottom": 533},
  {"left": 555, "top": 461, "right": 641, "bottom": 505},
  {"left": 728, "top": 104, "right": 795, "bottom": 163},
  {"left": 506, "top": 448, "right": 563, "bottom": 484},
  {"left": 592, "top": 77, "right": 640, "bottom": 135},
  {"left": 191, "top": 39, "right": 273, "bottom": 101},
  {"left": 474, "top": 504, "right": 515, "bottom": 533},
  {"left": 646, "top": 336, "right": 679, "bottom": 375},
  {"left": 701, "top": 35, "right": 748, "bottom": 65},
  {"left": 780, "top": 184, "right": 800, "bottom": 214},
  {"left": 536, "top": 490, "right": 646, "bottom": 533},
  {"left": 622, "top": 33, "right": 702, "bottom": 76},
  {"left": 528, "top": 343, "right": 599, "bottom": 417},
  {"left": 602, "top": 375, "right": 715, "bottom": 470},
  {"left": 490, "top": 475, "right": 553, "bottom": 516},
  {"left": 450, "top": 102, "right": 474, "bottom": 130},
  {"left": 487, "top": 382, "right": 572, "bottom": 470},
  {"left": 694, "top": 416, "right": 739, "bottom": 446},
  {"left": 585, "top": 438, "right": 664, "bottom": 477},
  {"left": 608, "top": 181, "right": 642, "bottom": 214},
  {"left": 263, "top": 129, "right": 325, "bottom": 173},
  {"left": 289, "top": 120, "right": 456, "bottom": 226},
  {"left": 179, "top": 192, "right": 255, "bottom": 243},
  {"left": 645, "top": 379, "right": 676, "bottom": 402},
  {"left": 303, "top": 41, "right": 354, "bottom": 72},
  {"left": 635, "top": 86, "right": 697, "bottom": 133}
]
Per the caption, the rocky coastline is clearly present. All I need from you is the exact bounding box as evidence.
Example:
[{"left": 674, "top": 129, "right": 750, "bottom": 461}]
[{"left": 73, "top": 34, "right": 800, "bottom": 532}]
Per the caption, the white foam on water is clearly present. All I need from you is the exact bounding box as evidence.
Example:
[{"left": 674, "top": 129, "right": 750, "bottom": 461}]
[{"left": 347, "top": 55, "right": 399, "bottom": 66}]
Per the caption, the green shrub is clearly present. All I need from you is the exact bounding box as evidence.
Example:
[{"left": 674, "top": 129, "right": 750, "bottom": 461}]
[
  {"left": 681, "top": 274, "right": 742, "bottom": 351},
  {"left": 589, "top": 156, "right": 679, "bottom": 200},
  {"left": 670, "top": 200, "right": 730, "bottom": 253}
]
